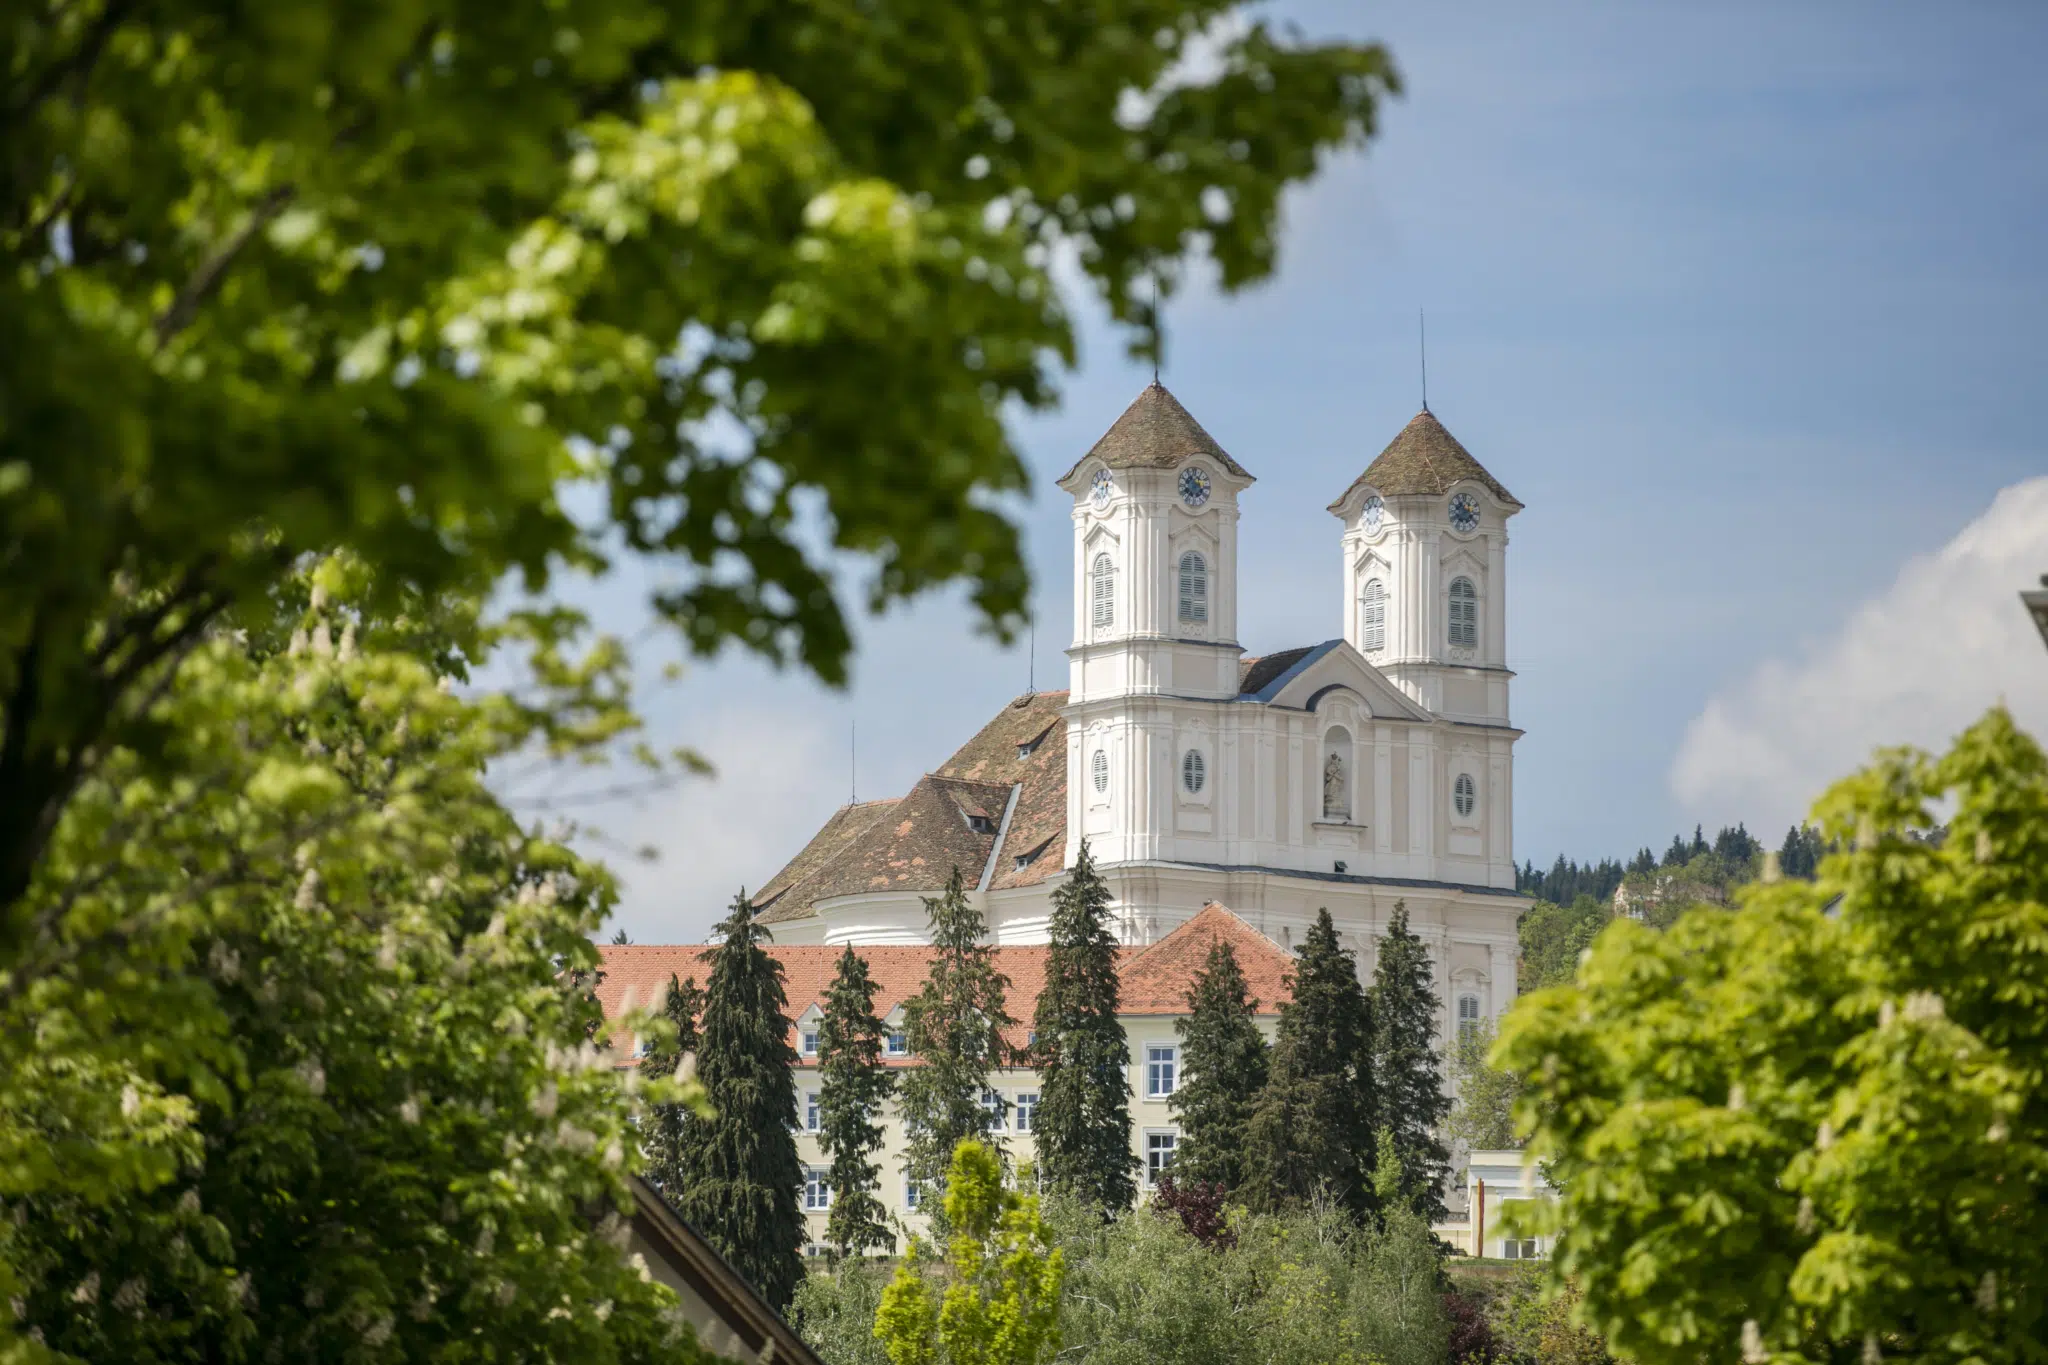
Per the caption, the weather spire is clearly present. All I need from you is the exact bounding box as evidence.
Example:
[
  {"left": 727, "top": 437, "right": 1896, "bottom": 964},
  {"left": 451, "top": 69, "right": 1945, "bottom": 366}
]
[{"left": 1419, "top": 308, "right": 1430, "bottom": 413}]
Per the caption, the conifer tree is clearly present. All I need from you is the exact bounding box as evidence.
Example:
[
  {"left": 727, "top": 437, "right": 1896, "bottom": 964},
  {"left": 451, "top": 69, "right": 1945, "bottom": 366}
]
[
  {"left": 640, "top": 970, "right": 708, "bottom": 1198},
  {"left": 1170, "top": 936, "right": 1269, "bottom": 1191},
  {"left": 818, "top": 945, "right": 895, "bottom": 1256},
  {"left": 1031, "top": 840, "right": 1138, "bottom": 1211},
  {"left": 898, "top": 869, "right": 1015, "bottom": 1195},
  {"left": 1367, "top": 903, "right": 1451, "bottom": 1223},
  {"left": 671, "top": 892, "right": 805, "bottom": 1309},
  {"left": 1243, "top": 908, "right": 1377, "bottom": 1217}
]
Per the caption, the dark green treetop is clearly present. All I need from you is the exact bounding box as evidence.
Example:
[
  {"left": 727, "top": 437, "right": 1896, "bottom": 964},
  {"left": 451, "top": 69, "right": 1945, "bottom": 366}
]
[
  {"left": 1367, "top": 902, "right": 1451, "bottom": 1224},
  {"left": 1243, "top": 908, "right": 1377, "bottom": 1218},
  {"left": 1031, "top": 840, "right": 1137, "bottom": 1212},
  {"left": 671, "top": 891, "right": 805, "bottom": 1310},
  {"left": 1170, "top": 936, "right": 1270, "bottom": 1192},
  {"left": 898, "top": 870, "right": 1014, "bottom": 1194},
  {"left": 640, "top": 971, "right": 709, "bottom": 1201},
  {"left": 818, "top": 944, "right": 896, "bottom": 1256}
]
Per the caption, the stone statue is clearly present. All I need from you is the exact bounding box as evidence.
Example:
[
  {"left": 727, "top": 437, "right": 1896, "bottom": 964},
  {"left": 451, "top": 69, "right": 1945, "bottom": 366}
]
[{"left": 1323, "top": 752, "right": 1347, "bottom": 820}]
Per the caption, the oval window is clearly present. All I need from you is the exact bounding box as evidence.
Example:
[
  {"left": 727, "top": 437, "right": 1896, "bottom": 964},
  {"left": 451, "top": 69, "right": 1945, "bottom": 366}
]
[
  {"left": 1182, "top": 750, "right": 1206, "bottom": 794},
  {"left": 1092, "top": 750, "right": 1109, "bottom": 794},
  {"left": 1454, "top": 772, "right": 1477, "bottom": 818}
]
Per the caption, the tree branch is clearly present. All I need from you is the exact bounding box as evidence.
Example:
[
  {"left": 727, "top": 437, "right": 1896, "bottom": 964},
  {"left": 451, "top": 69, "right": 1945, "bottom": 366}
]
[
  {"left": 152, "top": 185, "right": 296, "bottom": 348},
  {"left": 7, "top": 0, "right": 133, "bottom": 120}
]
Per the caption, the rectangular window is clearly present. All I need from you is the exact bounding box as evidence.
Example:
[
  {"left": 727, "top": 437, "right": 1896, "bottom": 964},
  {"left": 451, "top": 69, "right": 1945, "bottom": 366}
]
[
  {"left": 805, "top": 1091, "right": 821, "bottom": 1133},
  {"left": 1501, "top": 1237, "right": 1541, "bottom": 1260},
  {"left": 906, "top": 1172, "right": 945, "bottom": 1211},
  {"left": 885, "top": 1030, "right": 908, "bottom": 1056},
  {"left": 800, "top": 1028, "right": 819, "bottom": 1056},
  {"left": 981, "top": 1087, "right": 1005, "bottom": 1132},
  {"left": 1145, "top": 1131, "right": 1178, "bottom": 1185},
  {"left": 1145, "top": 1045, "right": 1177, "bottom": 1098},
  {"left": 1014, "top": 1092, "right": 1039, "bottom": 1133},
  {"left": 804, "top": 1167, "right": 832, "bottom": 1211}
]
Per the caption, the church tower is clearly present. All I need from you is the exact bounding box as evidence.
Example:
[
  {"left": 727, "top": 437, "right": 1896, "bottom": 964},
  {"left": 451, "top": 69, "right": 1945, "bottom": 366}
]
[
  {"left": 1328, "top": 409, "right": 1522, "bottom": 723},
  {"left": 1055, "top": 383, "right": 1253, "bottom": 867}
]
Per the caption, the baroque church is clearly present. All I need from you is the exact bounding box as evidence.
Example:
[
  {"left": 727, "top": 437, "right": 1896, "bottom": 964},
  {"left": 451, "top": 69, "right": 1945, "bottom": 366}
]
[{"left": 745, "top": 382, "right": 1529, "bottom": 1036}]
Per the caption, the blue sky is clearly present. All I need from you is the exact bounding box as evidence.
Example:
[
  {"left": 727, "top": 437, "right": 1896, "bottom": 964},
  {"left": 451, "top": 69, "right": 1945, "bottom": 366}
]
[{"left": 584, "top": 1, "right": 2048, "bottom": 943}]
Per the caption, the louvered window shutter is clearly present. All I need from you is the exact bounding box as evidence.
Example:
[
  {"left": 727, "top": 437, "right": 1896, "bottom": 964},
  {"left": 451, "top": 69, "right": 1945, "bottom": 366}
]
[
  {"left": 1177, "top": 552, "right": 1207, "bottom": 623},
  {"left": 1361, "top": 580, "right": 1386, "bottom": 652},
  {"left": 1091, "top": 554, "right": 1114, "bottom": 629}
]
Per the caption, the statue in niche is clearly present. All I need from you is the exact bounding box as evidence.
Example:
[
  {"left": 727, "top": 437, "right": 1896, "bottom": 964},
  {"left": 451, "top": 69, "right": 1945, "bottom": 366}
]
[{"left": 1323, "top": 752, "right": 1348, "bottom": 821}]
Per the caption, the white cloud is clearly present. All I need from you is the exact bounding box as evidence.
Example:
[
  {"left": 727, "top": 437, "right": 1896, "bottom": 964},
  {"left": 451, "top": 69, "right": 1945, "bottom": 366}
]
[
  {"left": 582, "top": 700, "right": 849, "bottom": 945},
  {"left": 1671, "top": 477, "right": 2048, "bottom": 835}
]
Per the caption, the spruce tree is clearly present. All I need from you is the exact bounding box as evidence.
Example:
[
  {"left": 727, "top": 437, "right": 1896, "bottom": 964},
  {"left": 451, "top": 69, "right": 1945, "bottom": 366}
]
[
  {"left": 897, "top": 868, "right": 1015, "bottom": 1195},
  {"left": 1367, "top": 902, "right": 1451, "bottom": 1223},
  {"left": 670, "top": 891, "right": 805, "bottom": 1309},
  {"left": 1032, "top": 840, "right": 1138, "bottom": 1211},
  {"left": 818, "top": 944, "right": 895, "bottom": 1256},
  {"left": 639, "top": 970, "right": 707, "bottom": 1199},
  {"left": 1169, "top": 936, "right": 1269, "bottom": 1191},
  {"left": 1243, "top": 908, "right": 1377, "bottom": 1217}
]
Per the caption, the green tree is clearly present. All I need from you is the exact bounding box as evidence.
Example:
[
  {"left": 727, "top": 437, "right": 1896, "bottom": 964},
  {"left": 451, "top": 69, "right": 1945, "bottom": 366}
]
[
  {"left": 1445, "top": 1017, "right": 1521, "bottom": 1152},
  {"left": 673, "top": 892, "right": 805, "bottom": 1311},
  {"left": 1244, "top": 908, "right": 1377, "bottom": 1217},
  {"left": 641, "top": 971, "right": 709, "bottom": 1202},
  {"left": 1169, "top": 937, "right": 1269, "bottom": 1191},
  {"left": 874, "top": 1140, "right": 1065, "bottom": 1365},
  {"left": 0, "top": 570, "right": 712, "bottom": 1362},
  {"left": 1499, "top": 706, "right": 2048, "bottom": 1365},
  {"left": 1031, "top": 841, "right": 1137, "bottom": 1211},
  {"left": 1368, "top": 903, "right": 1450, "bottom": 1222},
  {"left": 1517, "top": 894, "right": 1607, "bottom": 992},
  {"left": 819, "top": 944, "right": 896, "bottom": 1257},
  {"left": 899, "top": 871, "right": 1015, "bottom": 1194},
  {"left": 0, "top": 1, "right": 1398, "bottom": 921}
]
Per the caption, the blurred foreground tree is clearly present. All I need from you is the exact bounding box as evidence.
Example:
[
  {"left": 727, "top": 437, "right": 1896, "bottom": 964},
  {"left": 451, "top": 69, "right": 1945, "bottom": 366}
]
[
  {"left": 0, "top": 0, "right": 1399, "bottom": 924},
  {"left": 1500, "top": 707, "right": 2048, "bottom": 1365},
  {"left": 0, "top": 562, "right": 710, "bottom": 1361}
]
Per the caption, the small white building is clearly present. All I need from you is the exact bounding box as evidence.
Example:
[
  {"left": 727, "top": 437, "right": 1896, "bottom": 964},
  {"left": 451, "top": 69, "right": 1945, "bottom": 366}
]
[{"left": 1439, "top": 1149, "right": 1557, "bottom": 1260}]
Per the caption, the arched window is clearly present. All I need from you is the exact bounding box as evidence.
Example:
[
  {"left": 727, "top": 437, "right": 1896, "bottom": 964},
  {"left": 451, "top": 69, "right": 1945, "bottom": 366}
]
[
  {"left": 1457, "top": 994, "right": 1482, "bottom": 1041},
  {"left": 1360, "top": 578, "right": 1386, "bottom": 652},
  {"left": 1448, "top": 576, "right": 1478, "bottom": 649},
  {"left": 1090, "top": 552, "right": 1116, "bottom": 630},
  {"left": 1177, "top": 551, "right": 1209, "bottom": 624},
  {"left": 1454, "top": 772, "right": 1477, "bottom": 819}
]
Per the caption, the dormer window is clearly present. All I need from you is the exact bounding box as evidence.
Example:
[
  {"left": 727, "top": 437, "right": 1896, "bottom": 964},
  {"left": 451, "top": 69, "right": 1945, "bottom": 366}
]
[
  {"left": 885, "top": 1027, "right": 908, "bottom": 1056},
  {"left": 800, "top": 1027, "right": 819, "bottom": 1056},
  {"left": 1015, "top": 723, "right": 1053, "bottom": 761},
  {"left": 965, "top": 811, "right": 996, "bottom": 835}
]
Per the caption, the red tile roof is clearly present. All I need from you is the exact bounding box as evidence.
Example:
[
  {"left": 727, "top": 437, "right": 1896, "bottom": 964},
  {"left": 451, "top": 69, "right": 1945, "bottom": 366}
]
[{"left": 595, "top": 903, "right": 1292, "bottom": 1060}]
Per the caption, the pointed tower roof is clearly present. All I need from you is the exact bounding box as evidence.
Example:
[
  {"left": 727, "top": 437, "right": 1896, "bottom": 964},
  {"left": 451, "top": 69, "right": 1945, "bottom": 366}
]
[
  {"left": 1328, "top": 409, "right": 1520, "bottom": 512},
  {"left": 1059, "top": 381, "right": 1252, "bottom": 484}
]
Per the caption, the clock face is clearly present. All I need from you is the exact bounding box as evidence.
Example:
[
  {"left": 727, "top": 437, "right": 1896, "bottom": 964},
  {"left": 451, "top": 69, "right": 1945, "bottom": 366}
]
[
  {"left": 1449, "top": 491, "right": 1480, "bottom": 534},
  {"left": 1089, "top": 468, "right": 1114, "bottom": 508},
  {"left": 1362, "top": 494, "right": 1385, "bottom": 533},
  {"left": 1178, "top": 465, "right": 1212, "bottom": 508}
]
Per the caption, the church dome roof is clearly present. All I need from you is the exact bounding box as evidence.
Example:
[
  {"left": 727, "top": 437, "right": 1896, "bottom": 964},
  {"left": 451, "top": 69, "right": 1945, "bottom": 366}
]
[
  {"left": 1328, "top": 409, "right": 1520, "bottom": 512},
  {"left": 1059, "top": 381, "right": 1252, "bottom": 484}
]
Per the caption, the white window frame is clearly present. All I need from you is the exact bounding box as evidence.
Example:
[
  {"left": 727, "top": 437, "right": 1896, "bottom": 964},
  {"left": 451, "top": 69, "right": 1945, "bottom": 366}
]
[
  {"left": 1448, "top": 576, "right": 1478, "bottom": 650},
  {"left": 1145, "top": 1044, "right": 1177, "bottom": 1099},
  {"left": 1144, "top": 1130, "right": 1179, "bottom": 1186},
  {"left": 803, "top": 1167, "right": 832, "bottom": 1211},
  {"left": 805, "top": 1090, "right": 821, "bottom": 1133},
  {"left": 1176, "top": 550, "right": 1209, "bottom": 624},
  {"left": 980, "top": 1087, "right": 1005, "bottom": 1133},
  {"left": 1014, "top": 1091, "right": 1039, "bottom": 1133},
  {"left": 885, "top": 1028, "right": 908, "bottom": 1057},
  {"left": 1090, "top": 552, "right": 1116, "bottom": 631},
  {"left": 1181, "top": 749, "right": 1206, "bottom": 795},
  {"left": 1457, "top": 994, "right": 1482, "bottom": 1043},
  {"left": 1091, "top": 749, "right": 1109, "bottom": 795},
  {"left": 800, "top": 1027, "right": 819, "bottom": 1057},
  {"left": 1361, "top": 578, "right": 1387, "bottom": 652}
]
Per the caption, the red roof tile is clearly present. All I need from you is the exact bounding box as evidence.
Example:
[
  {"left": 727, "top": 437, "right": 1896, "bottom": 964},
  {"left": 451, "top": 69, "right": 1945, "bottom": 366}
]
[{"left": 595, "top": 904, "right": 1289, "bottom": 1061}]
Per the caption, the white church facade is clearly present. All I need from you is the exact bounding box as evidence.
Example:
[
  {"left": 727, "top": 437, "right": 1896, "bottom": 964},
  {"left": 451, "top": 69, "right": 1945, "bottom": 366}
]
[{"left": 749, "top": 382, "right": 1530, "bottom": 1036}]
